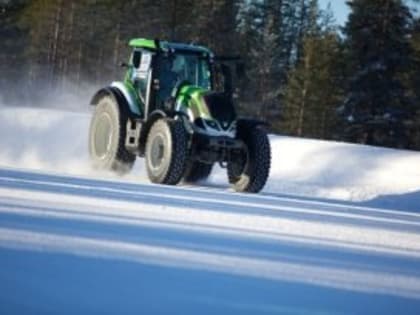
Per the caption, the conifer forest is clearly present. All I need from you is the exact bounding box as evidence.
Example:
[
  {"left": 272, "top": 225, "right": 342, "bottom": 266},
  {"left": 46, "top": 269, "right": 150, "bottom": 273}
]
[{"left": 1, "top": 0, "right": 420, "bottom": 150}]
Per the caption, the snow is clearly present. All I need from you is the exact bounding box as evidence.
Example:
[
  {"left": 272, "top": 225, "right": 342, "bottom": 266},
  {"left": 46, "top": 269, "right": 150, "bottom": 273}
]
[
  {"left": 0, "top": 105, "right": 420, "bottom": 314},
  {"left": 1, "top": 105, "right": 419, "bottom": 209},
  {"left": 263, "top": 137, "right": 420, "bottom": 209}
]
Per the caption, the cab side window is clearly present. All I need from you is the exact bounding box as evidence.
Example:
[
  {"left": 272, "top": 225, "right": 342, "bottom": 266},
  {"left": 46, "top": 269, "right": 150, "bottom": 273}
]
[
  {"left": 132, "top": 50, "right": 141, "bottom": 68},
  {"left": 131, "top": 50, "right": 152, "bottom": 112}
]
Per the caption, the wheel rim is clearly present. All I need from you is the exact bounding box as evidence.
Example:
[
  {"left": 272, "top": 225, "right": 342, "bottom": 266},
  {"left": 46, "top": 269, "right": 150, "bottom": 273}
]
[
  {"left": 94, "top": 112, "right": 113, "bottom": 159},
  {"left": 149, "top": 133, "right": 166, "bottom": 170}
]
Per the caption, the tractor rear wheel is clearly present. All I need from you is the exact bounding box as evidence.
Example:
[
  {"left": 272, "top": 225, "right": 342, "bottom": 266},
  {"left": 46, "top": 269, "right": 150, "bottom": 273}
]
[
  {"left": 145, "top": 118, "right": 188, "bottom": 185},
  {"left": 228, "top": 127, "right": 271, "bottom": 193},
  {"left": 89, "top": 95, "right": 135, "bottom": 175}
]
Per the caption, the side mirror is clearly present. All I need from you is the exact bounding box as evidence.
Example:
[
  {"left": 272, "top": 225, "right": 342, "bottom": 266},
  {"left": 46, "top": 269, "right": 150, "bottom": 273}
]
[{"left": 120, "top": 62, "right": 129, "bottom": 68}]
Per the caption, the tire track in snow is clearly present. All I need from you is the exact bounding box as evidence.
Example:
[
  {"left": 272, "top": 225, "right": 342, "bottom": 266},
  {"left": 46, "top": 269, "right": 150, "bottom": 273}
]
[{"left": 0, "top": 168, "right": 420, "bottom": 259}]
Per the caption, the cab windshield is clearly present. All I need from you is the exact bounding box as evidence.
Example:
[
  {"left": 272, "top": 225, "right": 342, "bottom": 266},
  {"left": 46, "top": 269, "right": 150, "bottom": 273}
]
[
  {"left": 172, "top": 53, "right": 211, "bottom": 89},
  {"left": 157, "top": 53, "right": 211, "bottom": 92}
]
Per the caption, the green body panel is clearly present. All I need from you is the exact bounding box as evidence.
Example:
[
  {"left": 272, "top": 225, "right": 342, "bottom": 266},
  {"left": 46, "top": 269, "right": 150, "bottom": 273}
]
[
  {"left": 126, "top": 81, "right": 143, "bottom": 114},
  {"left": 129, "top": 38, "right": 156, "bottom": 49},
  {"left": 124, "top": 66, "right": 133, "bottom": 83},
  {"left": 177, "top": 85, "right": 212, "bottom": 120},
  {"left": 122, "top": 67, "right": 144, "bottom": 115},
  {"left": 128, "top": 38, "right": 212, "bottom": 56}
]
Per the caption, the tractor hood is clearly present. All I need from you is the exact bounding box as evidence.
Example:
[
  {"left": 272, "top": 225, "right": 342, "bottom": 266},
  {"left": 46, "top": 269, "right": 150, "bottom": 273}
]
[
  {"left": 176, "top": 85, "right": 237, "bottom": 134},
  {"left": 176, "top": 85, "right": 211, "bottom": 120}
]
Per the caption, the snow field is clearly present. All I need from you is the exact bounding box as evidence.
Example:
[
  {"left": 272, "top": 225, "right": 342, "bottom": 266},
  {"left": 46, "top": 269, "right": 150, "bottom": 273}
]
[
  {"left": 0, "top": 105, "right": 419, "bottom": 209},
  {"left": 0, "top": 105, "right": 420, "bottom": 314}
]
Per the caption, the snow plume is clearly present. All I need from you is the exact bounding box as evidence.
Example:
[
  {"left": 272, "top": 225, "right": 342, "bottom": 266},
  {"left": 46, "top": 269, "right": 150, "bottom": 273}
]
[
  {"left": 0, "top": 80, "right": 98, "bottom": 175},
  {"left": 0, "top": 82, "right": 122, "bottom": 177},
  {"left": 0, "top": 80, "right": 100, "bottom": 111},
  {"left": 0, "top": 106, "right": 93, "bottom": 175},
  {"left": 0, "top": 105, "right": 146, "bottom": 181}
]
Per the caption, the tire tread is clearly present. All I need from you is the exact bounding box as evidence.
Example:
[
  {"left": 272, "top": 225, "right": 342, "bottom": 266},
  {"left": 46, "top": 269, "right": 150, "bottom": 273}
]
[{"left": 229, "top": 127, "right": 271, "bottom": 193}]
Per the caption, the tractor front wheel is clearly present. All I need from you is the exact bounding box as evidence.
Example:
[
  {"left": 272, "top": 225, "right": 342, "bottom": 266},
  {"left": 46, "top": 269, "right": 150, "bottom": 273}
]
[
  {"left": 228, "top": 127, "right": 271, "bottom": 193},
  {"left": 145, "top": 118, "right": 188, "bottom": 185}
]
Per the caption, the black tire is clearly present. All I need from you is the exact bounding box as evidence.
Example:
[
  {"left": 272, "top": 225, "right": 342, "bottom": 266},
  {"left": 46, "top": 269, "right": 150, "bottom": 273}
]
[
  {"left": 183, "top": 161, "right": 213, "bottom": 183},
  {"left": 228, "top": 127, "right": 271, "bottom": 193},
  {"left": 89, "top": 95, "right": 135, "bottom": 175},
  {"left": 145, "top": 118, "right": 188, "bottom": 185}
]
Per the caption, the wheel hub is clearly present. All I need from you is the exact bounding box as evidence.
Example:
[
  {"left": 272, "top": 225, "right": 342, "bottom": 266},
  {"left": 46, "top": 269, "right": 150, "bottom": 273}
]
[
  {"left": 94, "top": 112, "right": 113, "bottom": 159},
  {"left": 150, "top": 133, "right": 166, "bottom": 170}
]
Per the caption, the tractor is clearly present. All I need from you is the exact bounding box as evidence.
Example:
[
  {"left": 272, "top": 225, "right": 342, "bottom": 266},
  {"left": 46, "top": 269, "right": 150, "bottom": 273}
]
[{"left": 88, "top": 38, "right": 271, "bottom": 193}]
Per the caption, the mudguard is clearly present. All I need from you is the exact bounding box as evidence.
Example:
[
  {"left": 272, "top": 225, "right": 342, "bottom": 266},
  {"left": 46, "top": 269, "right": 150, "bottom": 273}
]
[
  {"left": 236, "top": 119, "right": 269, "bottom": 137},
  {"left": 90, "top": 82, "right": 142, "bottom": 117}
]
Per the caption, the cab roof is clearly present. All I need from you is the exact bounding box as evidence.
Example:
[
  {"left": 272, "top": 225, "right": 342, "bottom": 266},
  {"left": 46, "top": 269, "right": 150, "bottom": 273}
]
[{"left": 128, "top": 38, "right": 212, "bottom": 55}]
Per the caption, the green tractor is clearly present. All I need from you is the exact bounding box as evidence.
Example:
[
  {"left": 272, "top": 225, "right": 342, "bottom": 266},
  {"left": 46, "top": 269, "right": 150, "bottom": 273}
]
[{"left": 88, "top": 38, "right": 271, "bottom": 193}]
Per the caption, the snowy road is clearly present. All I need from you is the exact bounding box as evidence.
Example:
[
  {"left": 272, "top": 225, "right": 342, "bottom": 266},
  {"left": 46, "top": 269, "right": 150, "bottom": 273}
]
[
  {"left": 1, "top": 106, "right": 420, "bottom": 313},
  {"left": 1, "top": 168, "right": 420, "bottom": 314}
]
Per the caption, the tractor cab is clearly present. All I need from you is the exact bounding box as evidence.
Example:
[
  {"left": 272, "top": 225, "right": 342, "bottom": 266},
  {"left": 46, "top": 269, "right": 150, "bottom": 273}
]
[{"left": 125, "top": 39, "right": 215, "bottom": 117}]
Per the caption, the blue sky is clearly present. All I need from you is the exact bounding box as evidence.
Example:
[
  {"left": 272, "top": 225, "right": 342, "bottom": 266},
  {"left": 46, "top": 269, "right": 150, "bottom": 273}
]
[
  {"left": 319, "top": 0, "right": 420, "bottom": 26},
  {"left": 319, "top": 0, "right": 350, "bottom": 25}
]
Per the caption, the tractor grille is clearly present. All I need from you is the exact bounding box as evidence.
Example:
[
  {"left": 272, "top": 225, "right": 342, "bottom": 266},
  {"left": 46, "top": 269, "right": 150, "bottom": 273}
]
[{"left": 203, "top": 92, "right": 236, "bottom": 130}]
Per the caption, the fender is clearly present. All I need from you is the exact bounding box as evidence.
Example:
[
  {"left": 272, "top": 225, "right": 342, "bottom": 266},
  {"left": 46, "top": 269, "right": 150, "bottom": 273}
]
[
  {"left": 236, "top": 118, "right": 269, "bottom": 137},
  {"left": 90, "top": 87, "right": 112, "bottom": 106},
  {"left": 110, "top": 81, "right": 142, "bottom": 116},
  {"left": 90, "top": 82, "right": 142, "bottom": 117}
]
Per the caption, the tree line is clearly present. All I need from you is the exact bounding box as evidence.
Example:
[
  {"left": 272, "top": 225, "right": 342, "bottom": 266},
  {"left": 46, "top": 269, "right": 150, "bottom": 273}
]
[{"left": 1, "top": 0, "right": 420, "bottom": 149}]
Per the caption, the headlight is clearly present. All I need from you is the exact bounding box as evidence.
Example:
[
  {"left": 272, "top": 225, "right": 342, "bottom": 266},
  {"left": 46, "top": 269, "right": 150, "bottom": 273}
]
[
  {"left": 204, "top": 119, "right": 220, "bottom": 130},
  {"left": 193, "top": 118, "right": 221, "bottom": 131}
]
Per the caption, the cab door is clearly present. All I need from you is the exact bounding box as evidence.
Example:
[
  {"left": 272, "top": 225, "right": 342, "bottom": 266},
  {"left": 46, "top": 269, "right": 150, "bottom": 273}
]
[{"left": 130, "top": 49, "right": 153, "bottom": 116}]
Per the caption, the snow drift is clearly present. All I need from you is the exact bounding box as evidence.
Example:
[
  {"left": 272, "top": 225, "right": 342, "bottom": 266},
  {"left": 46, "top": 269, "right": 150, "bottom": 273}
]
[{"left": 0, "top": 105, "right": 419, "bottom": 210}]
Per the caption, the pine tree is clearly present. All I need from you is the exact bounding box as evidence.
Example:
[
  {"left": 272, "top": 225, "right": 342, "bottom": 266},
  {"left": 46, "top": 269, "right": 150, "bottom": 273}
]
[
  {"left": 407, "top": 16, "right": 420, "bottom": 149},
  {"left": 19, "top": 0, "right": 62, "bottom": 93},
  {"left": 237, "top": 0, "right": 314, "bottom": 122},
  {"left": 0, "top": 0, "right": 28, "bottom": 104},
  {"left": 341, "top": 0, "right": 414, "bottom": 147},
  {"left": 282, "top": 1, "right": 343, "bottom": 138}
]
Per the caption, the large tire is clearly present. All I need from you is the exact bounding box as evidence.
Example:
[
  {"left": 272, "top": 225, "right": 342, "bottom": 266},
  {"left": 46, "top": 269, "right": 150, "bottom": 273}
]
[
  {"left": 228, "top": 127, "right": 271, "bottom": 193},
  {"left": 183, "top": 161, "right": 213, "bottom": 183},
  {"left": 89, "top": 95, "right": 135, "bottom": 175},
  {"left": 145, "top": 118, "right": 188, "bottom": 185}
]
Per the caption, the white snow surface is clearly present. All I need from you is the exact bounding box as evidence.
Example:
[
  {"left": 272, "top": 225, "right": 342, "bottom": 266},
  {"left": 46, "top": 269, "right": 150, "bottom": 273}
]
[
  {"left": 0, "top": 105, "right": 420, "bottom": 314},
  {"left": 1, "top": 106, "right": 419, "bottom": 208}
]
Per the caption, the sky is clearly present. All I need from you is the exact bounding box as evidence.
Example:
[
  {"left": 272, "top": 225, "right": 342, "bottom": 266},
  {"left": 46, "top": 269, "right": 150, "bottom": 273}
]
[
  {"left": 319, "top": 0, "right": 350, "bottom": 26},
  {"left": 319, "top": 0, "right": 420, "bottom": 26}
]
